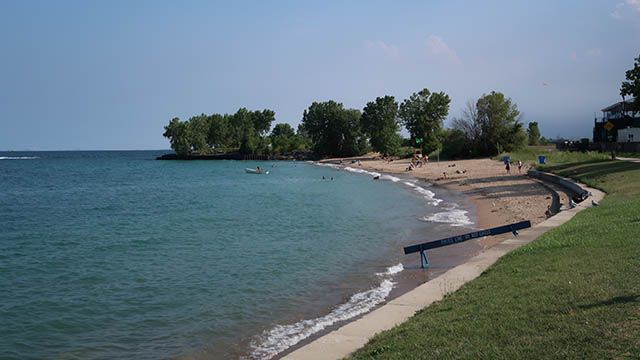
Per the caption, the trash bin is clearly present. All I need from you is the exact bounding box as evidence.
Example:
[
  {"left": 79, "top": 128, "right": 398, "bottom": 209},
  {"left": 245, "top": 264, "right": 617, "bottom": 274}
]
[
  {"left": 538, "top": 155, "right": 546, "bottom": 164},
  {"left": 502, "top": 156, "right": 510, "bottom": 164}
]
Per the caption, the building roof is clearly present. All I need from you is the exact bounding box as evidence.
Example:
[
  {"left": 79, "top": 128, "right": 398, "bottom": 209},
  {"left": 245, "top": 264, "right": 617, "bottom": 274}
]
[{"left": 602, "top": 99, "right": 640, "bottom": 113}]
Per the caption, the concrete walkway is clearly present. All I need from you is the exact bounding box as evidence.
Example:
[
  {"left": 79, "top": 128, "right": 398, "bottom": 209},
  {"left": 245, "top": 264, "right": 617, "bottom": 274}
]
[
  {"left": 616, "top": 156, "right": 640, "bottom": 163},
  {"left": 282, "top": 176, "right": 605, "bottom": 360}
]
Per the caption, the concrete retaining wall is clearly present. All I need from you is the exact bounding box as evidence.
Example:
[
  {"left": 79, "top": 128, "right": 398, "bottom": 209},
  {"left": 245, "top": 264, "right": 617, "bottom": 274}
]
[{"left": 528, "top": 169, "right": 589, "bottom": 201}]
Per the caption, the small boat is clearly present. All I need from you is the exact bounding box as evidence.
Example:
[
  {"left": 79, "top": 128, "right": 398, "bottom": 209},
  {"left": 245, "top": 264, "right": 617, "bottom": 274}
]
[{"left": 245, "top": 168, "right": 269, "bottom": 175}]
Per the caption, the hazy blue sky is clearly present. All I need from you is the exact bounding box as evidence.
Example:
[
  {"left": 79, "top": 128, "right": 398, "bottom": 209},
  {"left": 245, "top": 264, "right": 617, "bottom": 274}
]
[{"left": 1, "top": 0, "right": 639, "bottom": 150}]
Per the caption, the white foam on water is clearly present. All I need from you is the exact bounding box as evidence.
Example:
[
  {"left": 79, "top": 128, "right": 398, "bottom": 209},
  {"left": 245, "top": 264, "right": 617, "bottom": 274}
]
[
  {"left": 0, "top": 156, "right": 39, "bottom": 160},
  {"left": 380, "top": 174, "right": 401, "bottom": 182},
  {"left": 422, "top": 209, "right": 473, "bottom": 227},
  {"left": 249, "top": 263, "right": 403, "bottom": 359},
  {"left": 376, "top": 263, "right": 404, "bottom": 277},
  {"left": 402, "top": 182, "right": 442, "bottom": 206},
  {"left": 311, "top": 161, "right": 443, "bottom": 208},
  {"left": 314, "top": 162, "right": 340, "bottom": 169},
  {"left": 342, "top": 166, "right": 381, "bottom": 178},
  {"left": 311, "top": 163, "right": 405, "bottom": 184}
]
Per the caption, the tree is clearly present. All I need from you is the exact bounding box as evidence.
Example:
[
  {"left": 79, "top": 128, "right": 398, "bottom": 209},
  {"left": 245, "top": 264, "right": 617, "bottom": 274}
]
[
  {"left": 475, "top": 91, "right": 526, "bottom": 155},
  {"left": 207, "top": 114, "right": 231, "bottom": 150},
  {"left": 186, "top": 114, "right": 210, "bottom": 154},
  {"left": 527, "top": 121, "right": 541, "bottom": 146},
  {"left": 163, "top": 107, "right": 276, "bottom": 156},
  {"left": 230, "top": 108, "right": 275, "bottom": 155},
  {"left": 451, "top": 100, "right": 481, "bottom": 154},
  {"left": 361, "top": 96, "right": 401, "bottom": 155},
  {"left": 163, "top": 117, "right": 190, "bottom": 156},
  {"left": 294, "top": 124, "right": 312, "bottom": 151},
  {"left": 300, "top": 101, "right": 366, "bottom": 157},
  {"left": 251, "top": 109, "right": 276, "bottom": 136},
  {"left": 448, "top": 93, "right": 526, "bottom": 157},
  {"left": 398, "top": 88, "right": 451, "bottom": 153},
  {"left": 270, "top": 123, "right": 296, "bottom": 153},
  {"left": 441, "top": 128, "right": 471, "bottom": 159},
  {"left": 621, "top": 54, "right": 640, "bottom": 109}
]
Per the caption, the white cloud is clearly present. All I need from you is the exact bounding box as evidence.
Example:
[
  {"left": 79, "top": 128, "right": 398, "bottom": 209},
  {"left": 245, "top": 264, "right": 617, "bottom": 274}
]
[
  {"left": 364, "top": 40, "right": 399, "bottom": 58},
  {"left": 628, "top": 0, "right": 640, "bottom": 11},
  {"left": 611, "top": 2, "right": 624, "bottom": 19},
  {"left": 427, "top": 35, "right": 461, "bottom": 65},
  {"left": 587, "top": 48, "right": 602, "bottom": 57},
  {"left": 611, "top": 0, "right": 640, "bottom": 20}
]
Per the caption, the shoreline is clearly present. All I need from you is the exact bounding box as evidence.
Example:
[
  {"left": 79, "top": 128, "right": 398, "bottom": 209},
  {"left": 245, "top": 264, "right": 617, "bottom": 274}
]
[
  {"left": 266, "top": 165, "right": 479, "bottom": 359},
  {"left": 352, "top": 157, "right": 565, "bottom": 247},
  {"left": 282, "top": 160, "right": 605, "bottom": 360},
  {"left": 273, "top": 158, "right": 554, "bottom": 359}
]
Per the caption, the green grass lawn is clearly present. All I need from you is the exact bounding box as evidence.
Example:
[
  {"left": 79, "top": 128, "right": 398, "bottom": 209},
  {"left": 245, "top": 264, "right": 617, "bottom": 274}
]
[
  {"left": 350, "top": 159, "right": 640, "bottom": 359},
  {"left": 496, "top": 146, "right": 611, "bottom": 166}
]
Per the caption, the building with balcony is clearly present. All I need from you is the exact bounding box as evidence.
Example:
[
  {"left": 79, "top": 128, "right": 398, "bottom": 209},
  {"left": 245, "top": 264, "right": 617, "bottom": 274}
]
[{"left": 593, "top": 99, "right": 640, "bottom": 143}]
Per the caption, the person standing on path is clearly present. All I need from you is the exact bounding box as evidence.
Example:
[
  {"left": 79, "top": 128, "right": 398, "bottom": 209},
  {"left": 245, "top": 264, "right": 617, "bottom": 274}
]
[{"left": 506, "top": 161, "right": 511, "bottom": 174}]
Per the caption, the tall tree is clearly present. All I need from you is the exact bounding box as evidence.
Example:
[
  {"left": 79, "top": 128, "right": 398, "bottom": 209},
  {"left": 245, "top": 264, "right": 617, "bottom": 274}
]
[
  {"left": 361, "top": 95, "right": 401, "bottom": 155},
  {"left": 621, "top": 54, "right": 640, "bottom": 109},
  {"left": 186, "top": 114, "right": 210, "bottom": 154},
  {"left": 251, "top": 109, "right": 276, "bottom": 136},
  {"left": 451, "top": 100, "right": 481, "bottom": 154},
  {"left": 527, "top": 121, "right": 541, "bottom": 146},
  {"left": 301, "top": 101, "right": 365, "bottom": 157},
  {"left": 475, "top": 91, "right": 526, "bottom": 155},
  {"left": 270, "top": 123, "right": 296, "bottom": 153},
  {"left": 163, "top": 117, "right": 190, "bottom": 156},
  {"left": 398, "top": 88, "right": 450, "bottom": 153},
  {"left": 207, "top": 114, "right": 231, "bottom": 150}
]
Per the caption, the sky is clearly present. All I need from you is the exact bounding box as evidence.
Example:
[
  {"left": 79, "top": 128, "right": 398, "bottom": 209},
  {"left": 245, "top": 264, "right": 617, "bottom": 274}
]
[{"left": 1, "top": 0, "right": 639, "bottom": 150}]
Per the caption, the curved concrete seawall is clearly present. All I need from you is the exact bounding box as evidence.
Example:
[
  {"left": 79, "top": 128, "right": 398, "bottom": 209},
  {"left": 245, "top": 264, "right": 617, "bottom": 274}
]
[
  {"left": 528, "top": 169, "right": 590, "bottom": 201},
  {"left": 281, "top": 171, "right": 605, "bottom": 360}
]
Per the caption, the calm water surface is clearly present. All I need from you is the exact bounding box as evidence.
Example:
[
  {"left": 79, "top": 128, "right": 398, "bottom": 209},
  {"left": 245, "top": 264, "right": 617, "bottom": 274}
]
[{"left": 0, "top": 151, "right": 474, "bottom": 359}]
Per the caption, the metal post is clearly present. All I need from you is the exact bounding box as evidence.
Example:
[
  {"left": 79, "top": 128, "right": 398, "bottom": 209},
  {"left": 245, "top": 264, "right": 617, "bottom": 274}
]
[{"left": 420, "top": 246, "right": 430, "bottom": 268}]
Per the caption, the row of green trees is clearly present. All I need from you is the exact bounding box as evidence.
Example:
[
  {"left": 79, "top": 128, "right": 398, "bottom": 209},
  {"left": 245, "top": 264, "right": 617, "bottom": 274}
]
[
  {"left": 162, "top": 108, "right": 310, "bottom": 156},
  {"left": 163, "top": 88, "right": 535, "bottom": 159},
  {"left": 298, "top": 88, "right": 453, "bottom": 158},
  {"left": 299, "top": 88, "right": 531, "bottom": 159}
]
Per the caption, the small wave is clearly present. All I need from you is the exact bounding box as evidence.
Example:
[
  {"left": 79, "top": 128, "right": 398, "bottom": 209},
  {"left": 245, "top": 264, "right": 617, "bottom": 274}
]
[
  {"left": 0, "top": 156, "right": 39, "bottom": 160},
  {"left": 312, "top": 163, "right": 441, "bottom": 205},
  {"left": 342, "top": 166, "right": 381, "bottom": 178},
  {"left": 314, "top": 162, "right": 341, "bottom": 169},
  {"left": 423, "top": 209, "right": 473, "bottom": 227},
  {"left": 380, "top": 174, "right": 401, "bottom": 182},
  {"left": 376, "top": 263, "right": 403, "bottom": 277},
  {"left": 403, "top": 182, "right": 442, "bottom": 206},
  {"left": 249, "top": 264, "right": 403, "bottom": 359}
]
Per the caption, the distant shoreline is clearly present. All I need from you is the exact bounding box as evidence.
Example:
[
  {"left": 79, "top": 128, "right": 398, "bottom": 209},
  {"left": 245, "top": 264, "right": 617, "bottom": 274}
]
[{"left": 155, "top": 152, "right": 316, "bottom": 161}]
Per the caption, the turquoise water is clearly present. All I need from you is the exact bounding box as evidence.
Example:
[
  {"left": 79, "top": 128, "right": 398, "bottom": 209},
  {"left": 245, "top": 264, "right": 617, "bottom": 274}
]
[{"left": 0, "top": 151, "right": 473, "bottom": 359}]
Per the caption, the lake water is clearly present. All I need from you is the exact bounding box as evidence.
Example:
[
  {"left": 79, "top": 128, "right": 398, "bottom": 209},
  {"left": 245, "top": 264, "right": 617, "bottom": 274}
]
[{"left": 0, "top": 151, "right": 475, "bottom": 359}]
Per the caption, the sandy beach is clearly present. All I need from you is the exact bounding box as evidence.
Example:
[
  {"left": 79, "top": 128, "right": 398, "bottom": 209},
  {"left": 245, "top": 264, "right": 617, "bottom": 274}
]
[
  {"left": 273, "top": 156, "right": 578, "bottom": 359},
  {"left": 340, "top": 157, "right": 575, "bottom": 248}
]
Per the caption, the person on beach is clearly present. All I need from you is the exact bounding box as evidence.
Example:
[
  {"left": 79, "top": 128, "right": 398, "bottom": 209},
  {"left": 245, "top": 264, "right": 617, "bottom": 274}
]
[
  {"left": 505, "top": 162, "right": 511, "bottom": 174},
  {"left": 517, "top": 160, "right": 523, "bottom": 174}
]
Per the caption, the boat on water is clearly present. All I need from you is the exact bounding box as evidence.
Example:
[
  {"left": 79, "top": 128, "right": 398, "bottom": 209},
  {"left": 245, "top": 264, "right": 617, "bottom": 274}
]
[{"left": 245, "top": 168, "right": 269, "bottom": 175}]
